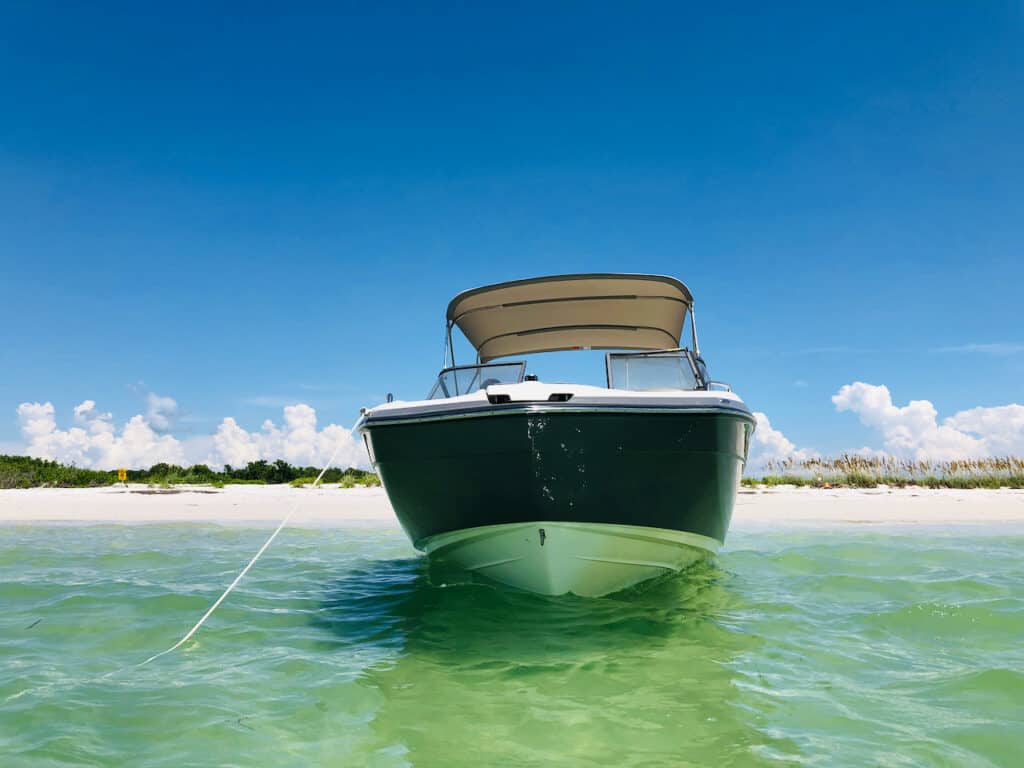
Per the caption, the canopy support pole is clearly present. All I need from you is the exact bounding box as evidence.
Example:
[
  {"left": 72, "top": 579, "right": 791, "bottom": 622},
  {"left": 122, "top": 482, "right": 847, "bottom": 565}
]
[
  {"left": 446, "top": 321, "right": 456, "bottom": 368},
  {"left": 690, "top": 305, "right": 701, "bottom": 357}
]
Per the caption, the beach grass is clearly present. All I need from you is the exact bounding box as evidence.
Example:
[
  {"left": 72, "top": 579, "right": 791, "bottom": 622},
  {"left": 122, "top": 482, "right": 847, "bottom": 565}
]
[{"left": 744, "top": 455, "right": 1024, "bottom": 489}]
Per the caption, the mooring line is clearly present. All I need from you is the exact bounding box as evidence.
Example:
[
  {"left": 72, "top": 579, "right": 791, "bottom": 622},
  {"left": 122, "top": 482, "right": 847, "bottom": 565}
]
[
  {"left": 138, "top": 444, "right": 343, "bottom": 667},
  {"left": 5, "top": 445, "right": 344, "bottom": 703}
]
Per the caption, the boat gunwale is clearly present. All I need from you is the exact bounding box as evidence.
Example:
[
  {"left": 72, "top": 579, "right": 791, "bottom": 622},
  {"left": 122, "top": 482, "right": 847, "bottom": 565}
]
[{"left": 360, "top": 401, "right": 756, "bottom": 428}]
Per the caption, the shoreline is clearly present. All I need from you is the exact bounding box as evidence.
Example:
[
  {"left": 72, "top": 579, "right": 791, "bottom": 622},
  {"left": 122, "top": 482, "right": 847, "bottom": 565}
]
[{"left": 1, "top": 485, "right": 1023, "bottom": 526}]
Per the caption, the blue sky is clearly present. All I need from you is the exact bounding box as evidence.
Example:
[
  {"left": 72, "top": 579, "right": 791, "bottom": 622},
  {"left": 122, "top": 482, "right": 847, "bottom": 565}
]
[{"left": 2, "top": 2, "right": 1022, "bottom": 466}]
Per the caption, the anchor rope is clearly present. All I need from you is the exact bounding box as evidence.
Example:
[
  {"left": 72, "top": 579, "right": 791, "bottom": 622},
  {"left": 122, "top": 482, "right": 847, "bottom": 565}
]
[
  {"left": 5, "top": 440, "right": 348, "bottom": 703},
  {"left": 138, "top": 442, "right": 344, "bottom": 667}
]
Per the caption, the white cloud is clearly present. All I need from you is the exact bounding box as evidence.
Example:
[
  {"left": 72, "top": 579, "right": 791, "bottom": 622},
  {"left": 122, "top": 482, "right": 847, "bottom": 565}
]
[
  {"left": 14, "top": 399, "right": 368, "bottom": 471},
  {"left": 74, "top": 400, "right": 114, "bottom": 435},
  {"left": 17, "top": 401, "right": 185, "bottom": 469},
  {"left": 145, "top": 393, "right": 179, "bottom": 432},
  {"left": 210, "top": 417, "right": 262, "bottom": 468},
  {"left": 18, "top": 402, "right": 58, "bottom": 441},
  {"left": 206, "top": 404, "right": 366, "bottom": 470},
  {"left": 832, "top": 382, "right": 1024, "bottom": 461},
  {"left": 944, "top": 404, "right": 1024, "bottom": 456},
  {"left": 73, "top": 400, "right": 98, "bottom": 422},
  {"left": 747, "top": 412, "right": 814, "bottom": 471}
]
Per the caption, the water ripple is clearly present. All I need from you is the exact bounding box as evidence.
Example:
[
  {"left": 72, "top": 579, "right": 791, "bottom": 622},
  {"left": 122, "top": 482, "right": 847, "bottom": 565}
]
[{"left": 0, "top": 525, "right": 1021, "bottom": 766}]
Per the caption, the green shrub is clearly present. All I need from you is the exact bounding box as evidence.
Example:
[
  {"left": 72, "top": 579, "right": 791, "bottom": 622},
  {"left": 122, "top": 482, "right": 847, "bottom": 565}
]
[
  {"left": 0, "top": 455, "right": 115, "bottom": 489},
  {"left": 0, "top": 455, "right": 375, "bottom": 489}
]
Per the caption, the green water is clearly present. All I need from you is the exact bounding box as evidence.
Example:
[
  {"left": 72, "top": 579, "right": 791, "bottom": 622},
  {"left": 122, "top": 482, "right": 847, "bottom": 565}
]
[{"left": 2, "top": 522, "right": 1022, "bottom": 767}]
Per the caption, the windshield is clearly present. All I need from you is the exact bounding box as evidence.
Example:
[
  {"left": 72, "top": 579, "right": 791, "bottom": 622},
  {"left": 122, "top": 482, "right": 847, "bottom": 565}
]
[
  {"left": 428, "top": 362, "right": 526, "bottom": 399},
  {"left": 606, "top": 351, "right": 702, "bottom": 391}
]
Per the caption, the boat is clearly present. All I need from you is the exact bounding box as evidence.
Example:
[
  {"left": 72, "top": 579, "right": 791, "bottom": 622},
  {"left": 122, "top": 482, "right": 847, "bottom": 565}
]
[{"left": 356, "top": 273, "right": 756, "bottom": 597}]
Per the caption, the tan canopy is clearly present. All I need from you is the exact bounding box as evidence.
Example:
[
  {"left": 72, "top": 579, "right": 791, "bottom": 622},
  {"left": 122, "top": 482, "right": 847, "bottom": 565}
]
[{"left": 446, "top": 274, "right": 693, "bottom": 362}]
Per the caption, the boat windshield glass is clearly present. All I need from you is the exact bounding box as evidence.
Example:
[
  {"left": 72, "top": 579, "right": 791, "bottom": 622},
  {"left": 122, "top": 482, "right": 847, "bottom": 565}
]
[
  {"left": 428, "top": 362, "right": 526, "bottom": 399},
  {"left": 606, "top": 351, "right": 702, "bottom": 391}
]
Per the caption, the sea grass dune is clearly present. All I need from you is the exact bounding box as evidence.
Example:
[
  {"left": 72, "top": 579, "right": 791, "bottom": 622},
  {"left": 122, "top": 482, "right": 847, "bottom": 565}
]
[{"left": 748, "top": 455, "right": 1024, "bottom": 489}]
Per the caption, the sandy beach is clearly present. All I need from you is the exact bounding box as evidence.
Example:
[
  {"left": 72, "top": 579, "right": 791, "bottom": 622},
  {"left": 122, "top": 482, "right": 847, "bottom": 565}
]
[{"left": 1, "top": 485, "right": 1022, "bottom": 526}]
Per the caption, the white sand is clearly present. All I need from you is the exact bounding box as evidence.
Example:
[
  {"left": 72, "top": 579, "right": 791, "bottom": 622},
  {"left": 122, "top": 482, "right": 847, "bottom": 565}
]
[
  {"left": 733, "top": 486, "right": 1024, "bottom": 527},
  {"left": 1, "top": 484, "right": 1023, "bottom": 527},
  {"left": 0, "top": 485, "right": 396, "bottom": 525}
]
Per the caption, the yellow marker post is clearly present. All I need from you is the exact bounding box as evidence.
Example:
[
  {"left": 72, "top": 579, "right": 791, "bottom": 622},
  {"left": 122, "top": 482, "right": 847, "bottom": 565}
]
[{"left": 117, "top": 467, "right": 127, "bottom": 486}]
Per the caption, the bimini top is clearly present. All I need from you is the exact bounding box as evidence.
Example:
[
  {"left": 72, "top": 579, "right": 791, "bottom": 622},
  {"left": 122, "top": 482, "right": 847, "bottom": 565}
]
[{"left": 446, "top": 273, "right": 694, "bottom": 362}]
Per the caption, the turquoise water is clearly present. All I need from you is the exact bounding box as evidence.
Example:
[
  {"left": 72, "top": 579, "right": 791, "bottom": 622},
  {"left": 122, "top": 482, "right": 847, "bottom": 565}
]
[{"left": 2, "top": 522, "right": 1022, "bottom": 767}]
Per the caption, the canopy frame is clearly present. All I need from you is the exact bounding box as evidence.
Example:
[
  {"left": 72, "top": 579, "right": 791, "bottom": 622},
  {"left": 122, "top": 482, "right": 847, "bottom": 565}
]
[{"left": 440, "top": 273, "right": 700, "bottom": 366}]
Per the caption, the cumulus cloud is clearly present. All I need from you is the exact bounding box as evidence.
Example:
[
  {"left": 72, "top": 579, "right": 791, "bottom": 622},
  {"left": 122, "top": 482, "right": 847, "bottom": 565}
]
[
  {"left": 832, "top": 382, "right": 1024, "bottom": 461},
  {"left": 18, "top": 401, "right": 185, "bottom": 469},
  {"left": 14, "top": 399, "right": 367, "bottom": 471},
  {"left": 145, "top": 393, "right": 179, "bottom": 432},
  {"left": 941, "top": 405, "right": 1024, "bottom": 456},
  {"left": 210, "top": 417, "right": 261, "bottom": 468},
  {"left": 206, "top": 404, "right": 365, "bottom": 470},
  {"left": 73, "top": 400, "right": 114, "bottom": 435},
  {"left": 747, "top": 412, "right": 814, "bottom": 471}
]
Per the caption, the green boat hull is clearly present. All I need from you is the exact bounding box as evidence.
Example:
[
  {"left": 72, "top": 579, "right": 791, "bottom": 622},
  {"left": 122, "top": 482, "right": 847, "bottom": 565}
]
[{"left": 364, "top": 407, "right": 754, "bottom": 549}]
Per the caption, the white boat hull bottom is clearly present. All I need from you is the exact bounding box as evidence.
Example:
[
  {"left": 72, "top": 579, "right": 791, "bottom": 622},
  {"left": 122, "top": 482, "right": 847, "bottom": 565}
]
[{"left": 421, "top": 521, "right": 721, "bottom": 597}]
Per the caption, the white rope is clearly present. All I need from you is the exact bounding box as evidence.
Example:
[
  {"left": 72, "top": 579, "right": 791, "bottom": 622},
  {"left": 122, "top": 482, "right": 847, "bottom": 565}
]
[
  {"left": 4, "top": 446, "right": 347, "bottom": 703},
  {"left": 137, "top": 444, "right": 343, "bottom": 667}
]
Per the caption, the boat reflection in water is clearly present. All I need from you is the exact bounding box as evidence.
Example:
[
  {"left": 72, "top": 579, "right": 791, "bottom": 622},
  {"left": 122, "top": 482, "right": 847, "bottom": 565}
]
[{"left": 314, "top": 556, "right": 800, "bottom": 766}]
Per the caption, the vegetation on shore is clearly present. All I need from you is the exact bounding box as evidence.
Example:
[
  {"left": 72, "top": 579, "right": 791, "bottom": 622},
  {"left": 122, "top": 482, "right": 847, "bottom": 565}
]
[
  {"left": 4, "top": 453, "right": 1023, "bottom": 491},
  {"left": 0, "top": 455, "right": 380, "bottom": 490},
  {"left": 742, "top": 455, "right": 1024, "bottom": 489}
]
